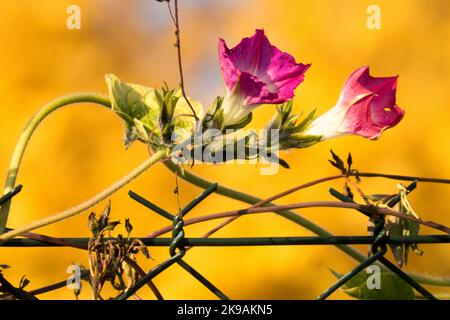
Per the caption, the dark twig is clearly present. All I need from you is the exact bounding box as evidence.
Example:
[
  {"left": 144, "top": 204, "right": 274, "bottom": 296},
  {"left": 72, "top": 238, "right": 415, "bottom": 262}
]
[
  {"left": 28, "top": 280, "right": 67, "bottom": 296},
  {"left": 169, "top": 0, "right": 198, "bottom": 120},
  {"left": 0, "top": 270, "right": 88, "bottom": 299},
  {"left": 0, "top": 274, "right": 38, "bottom": 300}
]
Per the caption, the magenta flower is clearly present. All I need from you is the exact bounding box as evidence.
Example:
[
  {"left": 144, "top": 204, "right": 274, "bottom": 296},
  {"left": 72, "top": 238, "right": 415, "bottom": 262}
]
[
  {"left": 305, "top": 66, "right": 404, "bottom": 140},
  {"left": 218, "top": 29, "right": 310, "bottom": 127}
]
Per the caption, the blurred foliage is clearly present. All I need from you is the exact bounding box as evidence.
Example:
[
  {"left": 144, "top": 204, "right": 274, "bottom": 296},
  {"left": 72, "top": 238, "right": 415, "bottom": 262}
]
[{"left": 0, "top": 0, "right": 449, "bottom": 299}]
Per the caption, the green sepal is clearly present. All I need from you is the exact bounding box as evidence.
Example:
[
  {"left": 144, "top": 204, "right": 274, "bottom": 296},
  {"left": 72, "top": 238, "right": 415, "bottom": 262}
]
[
  {"left": 105, "top": 74, "right": 203, "bottom": 148},
  {"left": 265, "top": 100, "right": 321, "bottom": 150},
  {"left": 280, "top": 133, "right": 322, "bottom": 149},
  {"left": 223, "top": 112, "right": 253, "bottom": 131}
]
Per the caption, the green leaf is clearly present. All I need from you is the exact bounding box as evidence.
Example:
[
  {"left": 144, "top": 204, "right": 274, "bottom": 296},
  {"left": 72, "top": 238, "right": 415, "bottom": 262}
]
[
  {"left": 106, "top": 74, "right": 203, "bottom": 147},
  {"left": 106, "top": 74, "right": 160, "bottom": 125},
  {"left": 106, "top": 74, "right": 162, "bottom": 146},
  {"left": 329, "top": 268, "right": 415, "bottom": 300},
  {"left": 385, "top": 216, "right": 407, "bottom": 267}
]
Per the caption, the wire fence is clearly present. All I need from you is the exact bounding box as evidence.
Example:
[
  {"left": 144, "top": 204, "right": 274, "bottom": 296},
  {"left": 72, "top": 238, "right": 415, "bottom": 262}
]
[{"left": 1, "top": 179, "right": 449, "bottom": 300}]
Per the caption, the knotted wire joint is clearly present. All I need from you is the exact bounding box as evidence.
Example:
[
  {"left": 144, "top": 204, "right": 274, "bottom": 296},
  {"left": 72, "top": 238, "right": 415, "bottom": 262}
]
[
  {"left": 371, "top": 215, "right": 388, "bottom": 255},
  {"left": 128, "top": 183, "right": 229, "bottom": 300},
  {"left": 169, "top": 214, "right": 186, "bottom": 258},
  {"left": 327, "top": 181, "right": 437, "bottom": 300}
]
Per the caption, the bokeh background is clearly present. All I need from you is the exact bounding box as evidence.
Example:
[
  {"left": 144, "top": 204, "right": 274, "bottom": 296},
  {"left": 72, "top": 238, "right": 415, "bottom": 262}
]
[{"left": 0, "top": 0, "right": 449, "bottom": 299}]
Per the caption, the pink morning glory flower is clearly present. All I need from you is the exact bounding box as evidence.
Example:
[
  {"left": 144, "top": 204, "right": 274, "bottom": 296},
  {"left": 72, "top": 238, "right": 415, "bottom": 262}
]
[
  {"left": 218, "top": 29, "right": 310, "bottom": 127},
  {"left": 305, "top": 66, "right": 404, "bottom": 140}
]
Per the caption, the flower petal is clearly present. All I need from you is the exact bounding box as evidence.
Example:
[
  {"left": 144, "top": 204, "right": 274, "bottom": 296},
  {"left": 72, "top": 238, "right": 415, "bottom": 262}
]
[
  {"left": 218, "top": 37, "right": 240, "bottom": 94},
  {"left": 338, "top": 66, "right": 398, "bottom": 107},
  {"left": 304, "top": 66, "right": 405, "bottom": 141},
  {"left": 340, "top": 95, "right": 404, "bottom": 140},
  {"left": 239, "top": 71, "right": 274, "bottom": 105},
  {"left": 219, "top": 29, "right": 310, "bottom": 106}
]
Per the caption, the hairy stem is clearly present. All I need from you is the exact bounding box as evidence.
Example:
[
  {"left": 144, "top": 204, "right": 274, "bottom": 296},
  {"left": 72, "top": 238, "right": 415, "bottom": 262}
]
[
  {"left": 0, "top": 93, "right": 111, "bottom": 233},
  {"left": 0, "top": 149, "right": 167, "bottom": 242}
]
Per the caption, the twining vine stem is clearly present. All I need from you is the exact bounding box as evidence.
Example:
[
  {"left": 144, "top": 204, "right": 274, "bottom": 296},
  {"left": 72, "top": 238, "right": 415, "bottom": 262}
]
[
  {"left": 197, "top": 174, "right": 344, "bottom": 239},
  {"left": 0, "top": 93, "right": 169, "bottom": 242},
  {"left": 144, "top": 201, "right": 450, "bottom": 236},
  {"left": 0, "top": 93, "right": 111, "bottom": 234},
  {"left": 192, "top": 172, "right": 450, "bottom": 239},
  {"left": 1, "top": 95, "right": 450, "bottom": 288},
  {"left": 0, "top": 149, "right": 167, "bottom": 242},
  {"left": 167, "top": 0, "right": 198, "bottom": 120}
]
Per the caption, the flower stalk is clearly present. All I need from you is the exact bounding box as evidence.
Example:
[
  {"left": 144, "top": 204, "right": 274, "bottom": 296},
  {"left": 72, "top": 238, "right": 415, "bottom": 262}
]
[
  {"left": 0, "top": 93, "right": 111, "bottom": 234},
  {"left": 0, "top": 148, "right": 167, "bottom": 242}
]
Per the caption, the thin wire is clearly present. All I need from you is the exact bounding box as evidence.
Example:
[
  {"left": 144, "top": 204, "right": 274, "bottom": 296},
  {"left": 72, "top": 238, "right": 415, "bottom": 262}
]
[
  {"left": 174, "top": 161, "right": 182, "bottom": 214},
  {"left": 168, "top": 0, "right": 198, "bottom": 120}
]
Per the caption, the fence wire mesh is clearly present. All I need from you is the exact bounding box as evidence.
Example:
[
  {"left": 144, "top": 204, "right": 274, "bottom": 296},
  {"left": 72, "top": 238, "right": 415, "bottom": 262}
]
[{"left": 1, "top": 179, "right": 449, "bottom": 301}]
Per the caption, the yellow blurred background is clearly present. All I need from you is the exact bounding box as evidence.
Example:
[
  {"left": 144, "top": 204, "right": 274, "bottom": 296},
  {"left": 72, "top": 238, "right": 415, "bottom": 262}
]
[{"left": 0, "top": 0, "right": 449, "bottom": 299}]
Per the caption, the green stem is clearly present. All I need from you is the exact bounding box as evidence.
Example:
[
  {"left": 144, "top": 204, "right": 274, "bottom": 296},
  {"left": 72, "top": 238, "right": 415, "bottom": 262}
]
[
  {"left": 0, "top": 149, "right": 167, "bottom": 242},
  {"left": 163, "top": 160, "right": 450, "bottom": 287},
  {"left": 0, "top": 93, "right": 111, "bottom": 234},
  {"left": 164, "top": 160, "right": 368, "bottom": 260}
]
